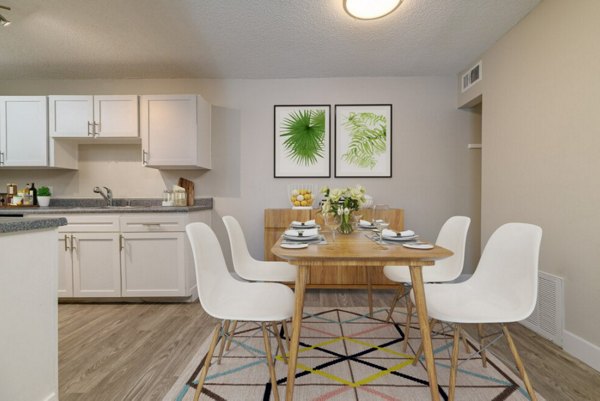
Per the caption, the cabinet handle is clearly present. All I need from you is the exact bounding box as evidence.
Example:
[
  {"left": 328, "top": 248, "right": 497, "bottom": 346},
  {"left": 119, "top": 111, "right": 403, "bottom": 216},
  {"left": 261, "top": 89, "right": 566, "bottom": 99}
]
[
  {"left": 142, "top": 150, "right": 148, "bottom": 165},
  {"left": 87, "top": 121, "right": 93, "bottom": 136},
  {"left": 70, "top": 235, "right": 76, "bottom": 250},
  {"left": 94, "top": 121, "right": 100, "bottom": 137},
  {"left": 64, "top": 234, "right": 70, "bottom": 251},
  {"left": 119, "top": 234, "right": 124, "bottom": 251},
  {"left": 0, "top": 151, "right": 4, "bottom": 165}
]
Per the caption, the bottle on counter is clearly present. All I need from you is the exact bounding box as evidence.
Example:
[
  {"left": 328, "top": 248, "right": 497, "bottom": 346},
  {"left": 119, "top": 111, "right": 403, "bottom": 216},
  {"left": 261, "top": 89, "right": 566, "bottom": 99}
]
[
  {"left": 6, "top": 183, "right": 17, "bottom": 205},
  {"left": 23, "top": 183, "right": 32, "bottom": 206},
  {"left": 31, "top": 182, "right": 38, "bottom": 206}
]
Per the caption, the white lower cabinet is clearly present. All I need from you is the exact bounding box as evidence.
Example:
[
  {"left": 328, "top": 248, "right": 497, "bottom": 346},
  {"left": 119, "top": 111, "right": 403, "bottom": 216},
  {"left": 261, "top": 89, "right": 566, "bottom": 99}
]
[
  {"left": 57, "top": 211, "right": 209, "bottom": 299},
  {"left": 121, "top": 232, "right": 186, "bottom": 297},
  {"left": 73, "top": 233, "right": 121, "bottom": 297}
]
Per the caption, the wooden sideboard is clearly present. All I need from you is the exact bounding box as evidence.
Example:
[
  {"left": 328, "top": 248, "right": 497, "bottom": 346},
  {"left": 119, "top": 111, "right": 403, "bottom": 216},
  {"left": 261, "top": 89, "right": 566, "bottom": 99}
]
[{"left": 264, "top": 208, "right": 404, "bottom": 288}]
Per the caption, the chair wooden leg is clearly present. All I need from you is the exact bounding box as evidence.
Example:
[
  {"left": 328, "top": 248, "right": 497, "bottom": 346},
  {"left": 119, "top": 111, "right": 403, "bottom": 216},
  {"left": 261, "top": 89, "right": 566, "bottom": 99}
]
[
  {"left": 193, "top": 323, "right": 222, "bottom": 401},
  {"left": 502, "top": 324, "right": 537, "bottom": 401},
  {"left": 477, "top": 323, "right": 488, "bottom": 368},
  {"left": 225, "top": 320, "right": 238, "bottom": 351},
  {"left": 367, "top": 268, "right": 374, "bottom": 317},
  {"left": 386, "top": 285, "right": 405, "bottom": 322},
  {"left": 461, "top": 329, "right": 471, "bottom": 353},
  {"left": 271, "top": 321, "right": 288, "bottom": 364},
  {"left": 402, "top": 298, "right": 413, "bottom": 352},
  {"left": 412, "top": 319, "right": 436, "bottom": 365},
  {"left": 282, "top": 320, "right": 290, "bottom": 351},
  {"left": 448, "top": 324, "right": 462, "bottom": 401},
  {"left": 262, "top": 322, "right": 281, "bottom": 401},
  {"left": 217, "top": 320, "right": 231, "bottom": 364}
]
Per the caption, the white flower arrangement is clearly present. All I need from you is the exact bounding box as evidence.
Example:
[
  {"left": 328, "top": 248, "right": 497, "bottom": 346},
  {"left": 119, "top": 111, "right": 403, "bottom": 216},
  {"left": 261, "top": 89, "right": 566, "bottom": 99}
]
[{"left": 320, "top": 185, "right": 367, "bottom": 216}]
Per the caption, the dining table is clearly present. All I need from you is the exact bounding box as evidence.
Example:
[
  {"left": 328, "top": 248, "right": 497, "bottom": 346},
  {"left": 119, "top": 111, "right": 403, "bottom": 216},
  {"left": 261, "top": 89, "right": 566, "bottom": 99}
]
[{"left": 271, "top": 228, "right": 453, "bottom": 401}]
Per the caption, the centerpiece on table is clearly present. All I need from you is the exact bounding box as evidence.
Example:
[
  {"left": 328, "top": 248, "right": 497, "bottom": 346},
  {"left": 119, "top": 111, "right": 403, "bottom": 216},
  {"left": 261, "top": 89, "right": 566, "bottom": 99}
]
[{"left": 320, "top": 185, "right": 366, "bottom": 234}]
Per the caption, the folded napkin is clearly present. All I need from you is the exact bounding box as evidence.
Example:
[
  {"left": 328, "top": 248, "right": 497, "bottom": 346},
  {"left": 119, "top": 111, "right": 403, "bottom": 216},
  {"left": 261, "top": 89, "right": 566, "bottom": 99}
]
[
  {"left": 359, "top": 219, "right": 374, "bottom": 227},
  {"left": 284, "top": 228, "right": 319, "bottom": 237},
  {"left": 291, "top": 219, "right": 316, "bottom": 226},
  {"left": 382, "top": 229, "right": 416, "bottom": 237}
]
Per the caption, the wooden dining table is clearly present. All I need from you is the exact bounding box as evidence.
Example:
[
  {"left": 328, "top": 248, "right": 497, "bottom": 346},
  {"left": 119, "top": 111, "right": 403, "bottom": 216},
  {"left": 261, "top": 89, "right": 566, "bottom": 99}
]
[{"left": 271, "top": 229, "right": 453, "bottom": 401}]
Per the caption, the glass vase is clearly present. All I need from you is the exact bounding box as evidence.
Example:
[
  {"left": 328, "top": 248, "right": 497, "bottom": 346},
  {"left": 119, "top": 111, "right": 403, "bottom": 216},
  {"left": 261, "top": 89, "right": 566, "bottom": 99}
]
[{"left": 338, "top": 212, "right": 354, "bottom": 234}]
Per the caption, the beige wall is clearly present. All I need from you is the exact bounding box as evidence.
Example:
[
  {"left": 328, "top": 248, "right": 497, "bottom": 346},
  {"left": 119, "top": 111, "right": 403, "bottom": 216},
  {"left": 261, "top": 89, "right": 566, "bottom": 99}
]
[
  {"left": 475, "top": 0, "right": 600, "bottom": 348},
  {"left": 0, "top": 77, "right": 481, "bottom": 271}
]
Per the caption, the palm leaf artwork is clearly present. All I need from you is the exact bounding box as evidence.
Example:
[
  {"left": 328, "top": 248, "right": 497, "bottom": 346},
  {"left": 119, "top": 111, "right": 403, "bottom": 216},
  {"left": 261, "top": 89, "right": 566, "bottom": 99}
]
[
  {"left": 342, "top": 112, "right": 387, "bottom": 169},
  {"left": 280, "top": 109, "right": 326, "bottom": 166}
]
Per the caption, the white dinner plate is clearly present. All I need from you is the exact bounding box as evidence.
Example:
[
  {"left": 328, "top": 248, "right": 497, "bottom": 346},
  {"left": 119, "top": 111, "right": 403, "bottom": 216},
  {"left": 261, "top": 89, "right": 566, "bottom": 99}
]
[
  {"left": 283, "top": 234, "right": 320, "bottom": 241},
  {"left": 280, "top": 243, "right": 309, "bottom": 249},
  {"left": 291, "top": 223, "right": 318, "bottom": 229},
  {"left": 382, "top": 234, "right": 419, "bottom": 242},
  {"left": 402, "top": 242, "right": 434, "bottom": 250}
]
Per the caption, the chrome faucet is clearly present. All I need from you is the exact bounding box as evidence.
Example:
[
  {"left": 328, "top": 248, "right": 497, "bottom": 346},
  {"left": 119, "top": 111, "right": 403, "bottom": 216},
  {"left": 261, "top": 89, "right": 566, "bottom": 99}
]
[{"left": 93, "top": 186, "right": 113, "bottom": 206}]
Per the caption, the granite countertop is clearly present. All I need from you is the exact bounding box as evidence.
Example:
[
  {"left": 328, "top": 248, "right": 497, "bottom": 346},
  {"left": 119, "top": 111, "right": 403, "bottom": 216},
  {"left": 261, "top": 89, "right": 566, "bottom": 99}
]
[
  {"left": 0, "top": 216, "right": 68, "bottom": 234},
  {"left": 0, "top": 198, "right": 213, "bottom": 215}
]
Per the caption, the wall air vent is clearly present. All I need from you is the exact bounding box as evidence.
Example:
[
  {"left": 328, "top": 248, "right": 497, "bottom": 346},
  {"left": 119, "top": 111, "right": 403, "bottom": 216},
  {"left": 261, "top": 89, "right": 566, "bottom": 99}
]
[
  {"left": 521, "top": 270, "right": 564, "bottom": 346},
  {"left": 461, "top": 61, "right": 482, "bottom": 93}
]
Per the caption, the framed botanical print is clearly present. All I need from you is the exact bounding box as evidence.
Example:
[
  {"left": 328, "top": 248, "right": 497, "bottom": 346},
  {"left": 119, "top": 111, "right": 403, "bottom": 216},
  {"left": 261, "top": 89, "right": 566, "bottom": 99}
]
[
  {"left": 335, "top": 104, "right": 392, "bottom": 178},
  {"left": 274, "top": 105, "right": 331, "bottom": 178}
]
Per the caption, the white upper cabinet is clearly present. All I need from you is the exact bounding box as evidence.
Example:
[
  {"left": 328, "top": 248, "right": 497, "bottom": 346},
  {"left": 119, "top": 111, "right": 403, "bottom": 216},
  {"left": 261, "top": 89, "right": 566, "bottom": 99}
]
[
  {"left": 49, "top": 95, "right": 139, "bottom": 138},
  {"left": 140, "top": 94, "right": 211, "bottom": 169},
  {"left": 0, "top": 96, "right": 48, "bottom": 167}
]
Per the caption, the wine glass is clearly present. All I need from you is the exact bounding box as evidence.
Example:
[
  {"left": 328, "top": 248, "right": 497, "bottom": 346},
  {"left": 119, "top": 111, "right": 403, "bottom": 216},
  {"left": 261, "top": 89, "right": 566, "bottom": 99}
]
[
  {"left": 351, "top": 213, "right": 363, "bottom": 230},
  {"left": 324, "top": 213, "right": 341, "bottom": 242},
  {"left": 372, "top": 204, "right": 390, "bottom": 244}
]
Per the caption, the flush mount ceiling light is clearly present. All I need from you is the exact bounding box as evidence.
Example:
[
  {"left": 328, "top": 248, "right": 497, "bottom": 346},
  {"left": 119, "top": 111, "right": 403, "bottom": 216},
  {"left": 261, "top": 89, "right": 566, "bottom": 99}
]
[
  {"left": 0, "top": 5, "right": 11, "bottom": 27},
  {"left": 344, "top": 0, "right": 403, "bottom": 20}
]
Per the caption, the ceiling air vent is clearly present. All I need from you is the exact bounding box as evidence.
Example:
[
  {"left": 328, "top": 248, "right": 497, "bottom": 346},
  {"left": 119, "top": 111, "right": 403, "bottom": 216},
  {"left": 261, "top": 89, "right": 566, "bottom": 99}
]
[{"left": 461, "top": 61, "right": 482, "bottom": 93}]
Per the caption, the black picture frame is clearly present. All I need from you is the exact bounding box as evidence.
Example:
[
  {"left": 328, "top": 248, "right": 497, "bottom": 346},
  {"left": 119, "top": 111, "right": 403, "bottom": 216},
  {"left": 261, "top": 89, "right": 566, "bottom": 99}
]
[
  {"left": 334, "top": 104, "right": 392, "bottom": 178},
  {"left": 274, "top": 104, "right": 331, "bottom": 178}
]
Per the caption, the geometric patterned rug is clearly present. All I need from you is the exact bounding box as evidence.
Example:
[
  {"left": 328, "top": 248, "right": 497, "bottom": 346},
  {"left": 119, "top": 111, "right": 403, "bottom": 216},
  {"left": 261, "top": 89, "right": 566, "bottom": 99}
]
[{"left": 163, "top": 307, "right": 544, "bottom": 401}]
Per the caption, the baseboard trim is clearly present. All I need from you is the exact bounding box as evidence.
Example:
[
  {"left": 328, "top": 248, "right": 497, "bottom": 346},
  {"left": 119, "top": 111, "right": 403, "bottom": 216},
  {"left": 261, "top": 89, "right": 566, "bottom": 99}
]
[
  {"left": 42, "top": 392, "right": 58, "bottom": 401},
  {"left": 564, "top": 330, "right": 600, "bottom": 372}
]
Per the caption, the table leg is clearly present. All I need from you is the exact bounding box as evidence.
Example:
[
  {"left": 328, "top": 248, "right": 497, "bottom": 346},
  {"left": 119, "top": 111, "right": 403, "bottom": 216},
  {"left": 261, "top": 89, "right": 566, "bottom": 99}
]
[
  {"left": 285, "top": 264, "right": 308, "bottom": 401},
  {"left": 409, "top": 265, "right": 440, "bottom": 401},
  {"left": 367, "top": 268, "right": 373, "bottom": 317}
]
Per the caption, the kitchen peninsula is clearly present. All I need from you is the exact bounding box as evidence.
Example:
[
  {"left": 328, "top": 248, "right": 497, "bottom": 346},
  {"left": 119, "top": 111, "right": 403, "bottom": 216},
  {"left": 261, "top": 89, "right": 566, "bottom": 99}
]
[{"left": 0, "top": 216, "right": 67, "bottom": 401}]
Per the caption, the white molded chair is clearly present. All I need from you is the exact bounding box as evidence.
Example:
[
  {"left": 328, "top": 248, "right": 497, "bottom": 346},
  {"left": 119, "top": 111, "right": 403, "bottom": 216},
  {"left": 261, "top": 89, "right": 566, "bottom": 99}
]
[
  {"left": 186, "top": 222, "right": 295, "bottom": 401},
  {"left": 414, "top": 223, "right": 542, "bottom": 401},
  {"left": 222, "top": 215, "right": 296, "bottom": 353},
  {"left": 383, "top": 216, "right": 471, "bottom": 350},
  {"left": 223, "top": 215, "right": 297, "bottom": 282}
]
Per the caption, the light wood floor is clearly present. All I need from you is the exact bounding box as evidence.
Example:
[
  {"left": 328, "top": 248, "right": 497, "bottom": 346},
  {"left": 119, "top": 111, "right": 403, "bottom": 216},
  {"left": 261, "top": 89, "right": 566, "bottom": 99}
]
[{"left": 59, "top": 290, "right": 600, "bottom": 401}]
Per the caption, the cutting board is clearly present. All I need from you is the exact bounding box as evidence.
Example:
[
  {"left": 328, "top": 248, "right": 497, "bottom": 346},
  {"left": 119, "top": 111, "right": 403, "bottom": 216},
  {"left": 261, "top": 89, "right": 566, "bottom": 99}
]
[{"left": 177, "top": 177, "right": 195, "bottom": 206}]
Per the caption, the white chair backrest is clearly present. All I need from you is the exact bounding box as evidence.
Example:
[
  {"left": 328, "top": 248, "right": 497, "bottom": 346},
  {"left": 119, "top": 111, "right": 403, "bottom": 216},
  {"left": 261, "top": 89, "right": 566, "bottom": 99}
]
[
  {"left": 471, "top": 223, "right": 542, "bottom": 320},
  {"left": 431, "top": 216, "right": 471, "bottom": 282},
  {"left": 185, "top": 222, "right": 238, "bottom": 316},
  {"left": 222, "top": 215, "right": 257, "bottom": 280}
]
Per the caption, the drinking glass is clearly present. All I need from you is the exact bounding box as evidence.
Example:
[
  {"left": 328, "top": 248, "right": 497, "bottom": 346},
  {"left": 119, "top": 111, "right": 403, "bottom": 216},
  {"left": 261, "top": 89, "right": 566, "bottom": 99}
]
[
  {"left": 351, "top": 213, "right": 363, "bottom": 230},
  {"left": 372, "top": 204, "right": 390, "bottom": 244},
  {"left": 324, "top": 213, "right": 341, "bottom": 242}
]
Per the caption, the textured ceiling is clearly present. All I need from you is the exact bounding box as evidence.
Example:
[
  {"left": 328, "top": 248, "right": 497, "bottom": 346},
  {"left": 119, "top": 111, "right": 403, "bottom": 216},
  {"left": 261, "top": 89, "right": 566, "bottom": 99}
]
[{"left": 0, "top": 0, "right": 540, "bottom": 79}]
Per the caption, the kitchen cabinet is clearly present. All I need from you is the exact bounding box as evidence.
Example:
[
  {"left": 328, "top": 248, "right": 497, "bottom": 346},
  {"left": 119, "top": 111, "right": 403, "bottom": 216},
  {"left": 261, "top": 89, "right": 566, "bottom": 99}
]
[
  {"left": 49, "top": 95, "right": 139, "bottom": 138},
  {"left": 57, "top": 211, "right": 210, "bottom": 299},
  {"left": 120, "top": 213, "right": 189, "bottom": 297},
  {"left": 0, "top": 96, "right": 78, "bottom": 169},
  {"left": 140, "top": 94, "right": 211, "bottom": 169},
  {"left": 58, "top": 216, "right": 122, "bottom": 297},
  {"left": 0, "top": 96, "right": 48, "bottom": 166}
]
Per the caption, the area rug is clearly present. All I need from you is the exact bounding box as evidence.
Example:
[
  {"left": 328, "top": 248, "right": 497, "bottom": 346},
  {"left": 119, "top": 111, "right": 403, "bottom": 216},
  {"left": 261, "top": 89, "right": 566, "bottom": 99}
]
[{"left": 163, "top": 307, "right": 544, "bottom": 401}]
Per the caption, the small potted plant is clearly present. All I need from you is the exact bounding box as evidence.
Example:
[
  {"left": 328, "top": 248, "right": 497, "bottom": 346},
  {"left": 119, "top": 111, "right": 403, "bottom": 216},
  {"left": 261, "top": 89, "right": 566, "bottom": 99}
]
[{"left": 37, "top": 186, "right": 52, "bottom": 207}]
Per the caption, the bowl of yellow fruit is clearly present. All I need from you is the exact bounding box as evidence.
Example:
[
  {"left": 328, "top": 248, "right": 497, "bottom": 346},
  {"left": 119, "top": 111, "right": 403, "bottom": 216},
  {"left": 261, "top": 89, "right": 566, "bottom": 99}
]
[{"left": 288, "top": 185, "right": 316, "bottom": 209}]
